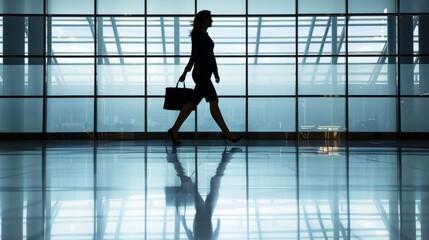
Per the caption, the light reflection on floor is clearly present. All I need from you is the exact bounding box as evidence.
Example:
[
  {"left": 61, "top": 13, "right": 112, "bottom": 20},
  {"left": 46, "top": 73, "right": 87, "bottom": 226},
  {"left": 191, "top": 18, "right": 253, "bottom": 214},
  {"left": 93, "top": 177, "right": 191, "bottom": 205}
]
[{"left": 0, "top": 140, "right": 428, "bottom": 239}]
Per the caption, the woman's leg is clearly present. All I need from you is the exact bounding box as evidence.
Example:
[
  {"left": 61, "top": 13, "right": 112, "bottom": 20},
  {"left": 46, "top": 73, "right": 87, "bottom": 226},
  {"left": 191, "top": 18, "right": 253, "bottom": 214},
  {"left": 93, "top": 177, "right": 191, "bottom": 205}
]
[
  {"left": 209, "top": 100, "right": 236, "bottom": 138},
  {"left": 170, "top": 101, "right": 196, "bottom": 138}
]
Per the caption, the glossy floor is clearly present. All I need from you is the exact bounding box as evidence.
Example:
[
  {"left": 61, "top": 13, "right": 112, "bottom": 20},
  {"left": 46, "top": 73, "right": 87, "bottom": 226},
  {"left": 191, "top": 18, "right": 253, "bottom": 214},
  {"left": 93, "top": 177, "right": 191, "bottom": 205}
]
[{"left": 1, "top": 140, "right": 429, "bottom": 240}]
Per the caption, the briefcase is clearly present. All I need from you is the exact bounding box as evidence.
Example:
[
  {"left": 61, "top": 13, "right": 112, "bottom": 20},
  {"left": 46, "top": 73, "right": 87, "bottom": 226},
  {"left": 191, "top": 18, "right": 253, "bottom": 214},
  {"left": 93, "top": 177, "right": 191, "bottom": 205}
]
[{"left": 163, "top": 80, "right": 194, "bottom": 110}]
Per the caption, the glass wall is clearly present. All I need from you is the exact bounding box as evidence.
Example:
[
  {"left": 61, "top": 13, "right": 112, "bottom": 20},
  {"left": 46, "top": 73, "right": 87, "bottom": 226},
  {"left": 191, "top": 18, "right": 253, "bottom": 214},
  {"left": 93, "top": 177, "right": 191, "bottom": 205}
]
[{"left": 1, "top": 0, "right": 429, "bottom": 136}]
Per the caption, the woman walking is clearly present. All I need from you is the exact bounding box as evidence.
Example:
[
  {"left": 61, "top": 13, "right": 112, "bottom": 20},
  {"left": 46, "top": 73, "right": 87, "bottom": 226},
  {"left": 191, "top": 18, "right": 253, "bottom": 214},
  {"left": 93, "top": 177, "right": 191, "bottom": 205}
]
[{"left": 167, "top": 10, "right": 242, "bottom": 145}]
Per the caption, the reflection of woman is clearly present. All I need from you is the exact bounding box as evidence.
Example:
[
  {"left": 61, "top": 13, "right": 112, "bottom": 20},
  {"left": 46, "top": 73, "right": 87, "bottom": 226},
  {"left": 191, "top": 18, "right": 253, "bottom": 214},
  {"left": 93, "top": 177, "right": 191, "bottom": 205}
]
[
  {"left": 167, "top": 10, "right": 242, "bottom": 145},
  {"left": 166, "top": 146, "right": 242, "bottom": 239}
]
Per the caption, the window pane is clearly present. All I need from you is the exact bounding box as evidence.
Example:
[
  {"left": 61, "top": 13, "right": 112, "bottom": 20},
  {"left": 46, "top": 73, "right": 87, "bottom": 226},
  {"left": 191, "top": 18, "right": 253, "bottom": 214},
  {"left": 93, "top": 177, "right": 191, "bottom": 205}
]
[
  {"left": 147, "top": 98, "right": 195, "bottom": 132},
  {"left": 97, "top": 0, "right": 144, "bottom": 14},
  {"left": 349, "top": 98, "right": 397, "bottom": 132},
  {"left": 400, "top": 0, "right": 429, "bottom": 13},
  {"left": 1, "top": 58, "right": 43, "bottom": 96},
  {"left": 399, "top": 16, "right": 420, "bottom": 55},
  {"left": 0, "top": 98, "right": 42, "bottom": 132},
  {"left": 211, "top": 17, "right": 246, "bottom": 55},
  {"left": 248, "top": 0, "right": 295, "bottom": 14},
  {"left": 197, "top": 98, "right": 245, "bottom": 132},
  {"left": 348, "top": 16, "right": 396, "bottom": 55},
  {"left": 47, "top": 58, "right": 94, "bottom": 96},
  {"left": 248, "top": 17, "right": 296, "bottom": 56},
  {"left": 400, "top": 61, "right": 428, "bottom": 96},
  {"left": 348, "top": 57, "right": 397, "bottom": 95},
  {"left": 349, "top": 0, "right": 396, "bottom": 13},
  {"left": 248, "top": 98, "right": 295, "bottom": 132},
  {"left": 47, "top": 0, "right": 94, "bottom": 14},
  {"left": 298, "top": 57, "right": 346, "bottom": 95},
  {"left": 147, "top": 58, "right": 194, "bottom": 96},
  {"left": 97, "top": 98, "right": 145, "bottom": 132},
  {"left": 198, "top": 0, "right": 245, "bottom": 14},
  {"left": 248, "top": 57, "right": 295, "bottom": 96},
  {"left": 0, "top": 0, "right": 43, "bottom": 14},
  {"left": 299, "top": 97, "right": 345, "bottom": 132},
  {"left": 215, "top": 58, "right": 246, "bottom": 96},
  {"left": 48, "top": 17, "right": 94, "bottom": 56},
  {"left": 97, "top": 17, "right": 145, "bottom": 56},
  {"left": 47, "top": 98, "right": 94, "bottom": 132},
  {"left": 147, "top": 0, "right": 194, "bottom": 14},
  {"left": 298, "top": 16, "right": 346, "bottom": 55},
  {"left": 298, "top": 0, "right": 345, "bottom": 14},
  {"left": 0, "top": 16, "right": 44, "bottom": 56},
  {"left": 401, "top": 98, "right": 429, "bottom": 132},
  {"left": 146, "top": 17, "right": 193, "bottom": 56},
  {"left": 97, "top": 58, "right": 145, "bottom": 96}
]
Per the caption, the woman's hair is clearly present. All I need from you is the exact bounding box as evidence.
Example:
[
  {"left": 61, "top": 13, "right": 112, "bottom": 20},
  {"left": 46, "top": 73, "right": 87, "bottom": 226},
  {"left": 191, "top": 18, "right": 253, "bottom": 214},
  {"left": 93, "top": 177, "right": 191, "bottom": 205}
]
[{"left": 190, "top": 10, "right": 211, "bottom": 36}]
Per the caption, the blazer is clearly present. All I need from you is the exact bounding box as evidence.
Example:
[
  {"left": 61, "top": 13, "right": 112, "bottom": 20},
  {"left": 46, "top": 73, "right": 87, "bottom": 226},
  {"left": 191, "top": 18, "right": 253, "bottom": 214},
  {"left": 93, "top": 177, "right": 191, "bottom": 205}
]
[{"left": 185, "top": 29, "right": 218, "bottom": 74}]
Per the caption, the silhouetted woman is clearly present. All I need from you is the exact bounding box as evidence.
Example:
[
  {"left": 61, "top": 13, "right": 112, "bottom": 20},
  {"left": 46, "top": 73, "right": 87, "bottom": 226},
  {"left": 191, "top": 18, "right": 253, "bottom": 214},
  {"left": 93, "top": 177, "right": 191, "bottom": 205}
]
[{"left": 167, "top": 10, "right": 242, "bottom": 145}]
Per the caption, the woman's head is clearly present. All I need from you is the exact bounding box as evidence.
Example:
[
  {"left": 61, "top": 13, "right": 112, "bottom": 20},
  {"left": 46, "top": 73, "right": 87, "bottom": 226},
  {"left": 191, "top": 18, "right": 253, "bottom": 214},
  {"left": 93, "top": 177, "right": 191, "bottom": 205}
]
[{"left": 191, "top": 10, "right": 212, "bottom": 34}]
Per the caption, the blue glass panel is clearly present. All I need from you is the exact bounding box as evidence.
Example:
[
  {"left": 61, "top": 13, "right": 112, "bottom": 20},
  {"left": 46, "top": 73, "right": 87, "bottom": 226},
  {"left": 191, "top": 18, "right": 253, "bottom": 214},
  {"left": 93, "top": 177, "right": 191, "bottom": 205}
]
[
  {"left": 248, "top": 57, "right": 296, "bottom": 96},
  {"left": 349, "top": 0, "right": 396, "bottom": 13},
  {"left": 97, "top": 0, "right": 144, "bottom": 14},
  {"left": 298, "top": 0, "right": 345, "bottom": 14},
  {"left": 248, "top": 98, "right": 295, "bottom": 132},
  {"left": 400, "top": 62, "right": 429, "bottom": 96},
  {"left": 48, "top": 17, "right": 94, "bottom": 56},
  {"left": 1, "top": 58, "right": 44, "bottom": 96},
  {"left": 147, "top": 0, "right": 194, "bottom": 14},
  {"left": 401, "top": 97, "right": 429, "bottom": 132},
  {"left": 348, "top": 16, "right": 396, "bottom": 55},
  {"left": 97, "top": 98, "right": 145, "bottom": 132},
  {"left": 47, "top": 98, "right": 94, "bottom": 132},
  {"left": 0, "top": 0, "right": 43, "bottom": 14},
  {"left": 298, "top": 57, "right": 346, "bottom": 95},
  {"left": 298, "top": 97, "right": 345, "bottom": 132},
  {"left": 400, "top": 0, "right": 429, "bottom": 13},
  {"left": 348, "top": 57, "right": 397, "bottom": 95},
  {"left": 349, "top": 98, "right": 397, "bottom": 132},
  {"left": 47, "top": 58, "right": 94, "bottom": 96},
  {"left": 146, "top": 17, "right": 193, "bottom": 56},
  {"left": 248, "top": 0, "right": 295, "bottom": 14},
  {"left": 47, "top": 0, "right": 94, "bottom": 14},
  {"left": 97, "top": 58, "right": 145, "bottom": 96},
  {"left": 0, "top": 98, "right": 42, "bottom": 132},
  {"left": 198, "top": 0, "right": 245, "bottom": 14},
  {"left": 298, "top": 16, "right": 346, "bottom": 55},
  {"left": 248, "top": 17, "right": 296, "bottom": 56},
  {"left": 97, "top": 17, "right": 145, "bottom": 56}
]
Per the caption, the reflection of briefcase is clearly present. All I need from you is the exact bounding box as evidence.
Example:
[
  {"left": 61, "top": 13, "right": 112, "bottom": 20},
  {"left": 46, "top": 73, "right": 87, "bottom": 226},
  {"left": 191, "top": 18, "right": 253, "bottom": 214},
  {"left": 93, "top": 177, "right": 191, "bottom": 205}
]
[
  {"left": 164, "top": 186, "right": 194, "bottom": 207},
  {"left": 163, "top": 80, "right": 194, "bottom": 111}
]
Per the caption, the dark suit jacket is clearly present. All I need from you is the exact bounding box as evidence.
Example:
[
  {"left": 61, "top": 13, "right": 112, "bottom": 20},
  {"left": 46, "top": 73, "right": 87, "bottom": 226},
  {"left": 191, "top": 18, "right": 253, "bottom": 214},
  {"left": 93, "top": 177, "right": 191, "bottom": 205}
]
[{"left": 185, "top": 29, "right": 218, "bottom": 74}]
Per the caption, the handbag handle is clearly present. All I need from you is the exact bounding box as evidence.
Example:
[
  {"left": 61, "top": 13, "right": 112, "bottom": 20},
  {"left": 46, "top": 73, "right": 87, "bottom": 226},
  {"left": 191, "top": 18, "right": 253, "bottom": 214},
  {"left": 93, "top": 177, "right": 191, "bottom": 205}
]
[{"left": 175, "top": 80, "right": 186, "bottom": 88}]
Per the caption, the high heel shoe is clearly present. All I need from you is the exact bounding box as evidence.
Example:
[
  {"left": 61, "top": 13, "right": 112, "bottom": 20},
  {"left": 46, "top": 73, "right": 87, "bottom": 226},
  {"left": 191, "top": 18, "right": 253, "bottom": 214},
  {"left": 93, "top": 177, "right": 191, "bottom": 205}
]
[
  {"left": 167, "top": 129, "right": 182, "bottom": 145},
  {"left": 221, "top": 134, "right": 243, "bottom": 144}
]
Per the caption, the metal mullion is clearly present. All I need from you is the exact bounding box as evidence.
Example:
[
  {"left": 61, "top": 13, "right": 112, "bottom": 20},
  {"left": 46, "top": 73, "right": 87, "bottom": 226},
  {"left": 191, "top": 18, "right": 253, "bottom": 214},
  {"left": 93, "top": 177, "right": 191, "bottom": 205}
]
[
  {"left": 345, "top": 4, "right": 350, "bottom": 141},
  {"left": 295, "top": 0, "right": 299, "bottom": 138},
  {"left": 144, "top": 0, "right": 148, "bottom": 138}
]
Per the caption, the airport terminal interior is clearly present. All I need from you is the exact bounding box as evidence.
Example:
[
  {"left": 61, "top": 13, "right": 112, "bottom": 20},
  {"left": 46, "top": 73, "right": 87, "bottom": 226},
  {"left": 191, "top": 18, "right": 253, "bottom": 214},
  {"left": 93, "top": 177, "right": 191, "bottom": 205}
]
[{"left": 1, "top": 0, "right": 429, "bottom": 239}]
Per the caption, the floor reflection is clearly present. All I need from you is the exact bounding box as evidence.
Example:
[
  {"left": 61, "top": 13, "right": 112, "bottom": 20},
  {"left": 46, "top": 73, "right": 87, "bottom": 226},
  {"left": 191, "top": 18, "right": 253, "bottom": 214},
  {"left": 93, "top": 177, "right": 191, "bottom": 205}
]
[{"left": 0, "top": 140, "right": 428, "bottom": 239}]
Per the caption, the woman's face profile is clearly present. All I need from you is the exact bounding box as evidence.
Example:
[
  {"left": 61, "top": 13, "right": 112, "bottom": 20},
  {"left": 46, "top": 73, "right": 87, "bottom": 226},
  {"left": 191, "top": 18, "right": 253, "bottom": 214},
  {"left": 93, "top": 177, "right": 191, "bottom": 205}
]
[{"left": 205, "top": 15, "right": 213, "bottom": 28}]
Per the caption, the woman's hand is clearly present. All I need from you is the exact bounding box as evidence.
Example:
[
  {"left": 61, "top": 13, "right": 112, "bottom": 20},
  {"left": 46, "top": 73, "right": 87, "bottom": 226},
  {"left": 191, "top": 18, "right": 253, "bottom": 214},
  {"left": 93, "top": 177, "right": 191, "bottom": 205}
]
[
  {"left": 214, "top": 72, "right": 220, "bottom": 83},
  {"left": 179, "top": 71, "right": 187, "bottom": 82}
]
